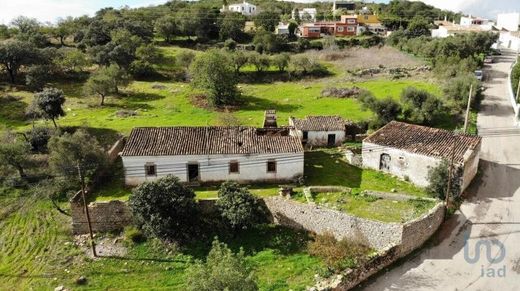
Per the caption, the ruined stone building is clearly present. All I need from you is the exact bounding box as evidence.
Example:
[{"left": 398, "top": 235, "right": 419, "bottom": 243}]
[
  {"left": 362, "top": 121, "right": 481, "bottom": 191},
  {"left": 289, "top": 115, "right": 347, "bottom": 147}
]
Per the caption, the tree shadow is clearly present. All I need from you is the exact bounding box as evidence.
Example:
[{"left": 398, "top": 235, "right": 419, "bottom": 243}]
[
  {"left": 120, "top": 91, "right": 165, "bottom": 103},
  {"left": 304, "top": 150, "right": 362, "bottom": 188},
  {"left": 239, "top": 95, "right": 302, "bottom": 112},
  {"left": 0, "top": 95, "right": 28, "bottom": 127},
  {"left": 239, "top": 70, "right": 334, "bottom": 85}
]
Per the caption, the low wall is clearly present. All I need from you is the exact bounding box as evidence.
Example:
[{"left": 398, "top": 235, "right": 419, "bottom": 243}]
[
  {"left": 107, "top": 137, "right": 125, "bottom": 163},
  {"left": 264, "top": 197, "right": 402, "bottom": 250},
  {"left": 71, "top": 199, "right": 133, "bottom": 234}
]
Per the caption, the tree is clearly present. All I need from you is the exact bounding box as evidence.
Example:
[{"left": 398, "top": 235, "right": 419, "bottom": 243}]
[
  {"left": 289, "top": 55, "right": 312, "bottom": 74},
  {"left": 293, "top": 8, "right": 301, "bottom": 24},
  {"left": 10, "top": 16, "right": 48, "bottom": 47},
  {"left": 359, "top": 93, "right": 402, "bottom": 127},
  {"left": 53, "top": 17, "right": 76, "bottom": 46},
  {"left": 254, "top": 11, "right": 280, "bottom": 32},
  {"left": 216, "top": 182, "right": 263, "bottom": 231},
  {"left": 272, "top": 53, "right": 290, "bottom": 72},
  {"left": 190, "top": 49, "right": 239, "bottom": 106},
  {"left": 427, "top": 160, "right": 462, "bottom": 200},
  {"left": 187, "top": 238, "right": 257, "bottom": 291},
  {"left": 219, "top": 12, "right": 246, "bottom": 41},
  {"left": 253, "top": 30, "right": 284, "bottom": 54},
  {"left": 136, "top": 44, "right": 161, "bottom": 64},
  {"left": 248, "top": 52, "right": 270, "bottom": 73},
  {"left": 34, "top": 88, "right": 66, "bottom": 128},
  {"left": 84, "top": 65, "right": 130, "bottom": 105},
  {"left": 443, "top": 73, "right": 480, "bottom": 113},
  {"left": 176, "top": 50, "right": 196, "bottom": 70},
  {"left": 401, "top": 87, "right": 444, "bottom": 125},
  {"left": 0, "top": 40, "right": 38, "bottom": 83},
  {"left": 0, "top": 130, "right": 31, "bottom": 179},
  {"left": 406, "top": 16, "right": 430, "bottom": 37},
  {"left": 57, "top": 48, "right": 90, "bottom": 73},
  {"left": 48, "top": 129, "right": 107, "bottom": 184},
  {"left": 230, "top": 50, "right": 249, "bottom": 73},
  {"left": 129, "top": 175, "right": 198, "bottom": 240},
  {"left": 155, "top": 15, "right": 178, "bottom": 43},
  {"left": 26, "top": 65, "right": 52, "bottom": 91}
]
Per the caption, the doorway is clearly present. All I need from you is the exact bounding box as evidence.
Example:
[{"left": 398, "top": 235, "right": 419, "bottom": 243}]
[
  {"left": 379, "top": 154, "right": 391, "bottom": 171},
  {"left": 188, "top": 163, "right": 199, "bottom": 182},
  {"left": 327, "top": 134, "right": 336, "bottom": 146}
]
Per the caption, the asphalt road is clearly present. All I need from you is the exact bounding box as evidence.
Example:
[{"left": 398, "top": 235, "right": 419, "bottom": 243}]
[{"left": 357, "top": 51, "right": 520, "bottom": 291}]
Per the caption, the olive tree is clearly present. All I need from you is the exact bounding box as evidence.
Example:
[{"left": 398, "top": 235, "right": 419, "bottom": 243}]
[
  {"left": 187, "top": 238, "right": 257, "bottom": 291},
  {"left": 34, "top": 87, "right": 66, "bottom": 128},
  {"left": 0, "top": 130, "right": 31, "bottom": 179},
  {"left": 190, "top": 49, "right": 239, "bottom": 106}
]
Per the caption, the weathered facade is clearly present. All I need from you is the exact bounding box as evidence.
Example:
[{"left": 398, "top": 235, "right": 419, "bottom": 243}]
[
  {"left": 289, "top": 116, "right": 346, "bottom": 147},
  {"left": 121, "top": 126, "right": 304, "bottom": 185},
  {"left": 362, "top": 121, "right": 482, "bottom": 192}
]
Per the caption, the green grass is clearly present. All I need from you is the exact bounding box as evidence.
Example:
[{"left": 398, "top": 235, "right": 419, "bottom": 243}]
[
  {"left": 304, "top": 149, "right": 426, "bottom": 197},
  {"left": 310, "top": 191, "right": 436, "bottom": 223},
  {"left": 0, "top": 189, "right": 323, "bottom": 290}
]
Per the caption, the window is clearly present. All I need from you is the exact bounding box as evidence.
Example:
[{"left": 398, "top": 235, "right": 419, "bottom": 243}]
[
  {"left": 364, "top": 16, "right": 369, "bottom": 20},
  {"left": 229, "top": 161, "right": 239, "bottom": 173},
  {"left": 145, "top": 163, "right": 156, "bottom": 176},
  {"left": 337, "top": 26, "right": 344, "bottom": 32},
  {"left": 347, "top": 27, "right": 355, "bottom": 32},
  {"left": 267, "top": 160, "right": 277, "bottom": 173}
]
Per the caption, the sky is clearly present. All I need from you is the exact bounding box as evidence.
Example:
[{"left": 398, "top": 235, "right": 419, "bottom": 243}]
[{"left": 0, "top": 0, "right": 519, "bottom": 24}]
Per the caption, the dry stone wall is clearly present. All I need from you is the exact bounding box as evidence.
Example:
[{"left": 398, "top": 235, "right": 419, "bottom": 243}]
[
  {"left": 71, "top": 199, "right": 133, "bottom": 234},
  {"left": 263, "top": 197, "right": 403, "bottom": 250}
]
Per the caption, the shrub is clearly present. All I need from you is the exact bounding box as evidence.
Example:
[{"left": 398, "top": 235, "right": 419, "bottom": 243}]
[
  {"left": 248, "top": 52, "right": 270, "bottom": 73},
  {"left": 443, "top": 73, "right": 481, "bottom": 113},
  {"left": 216, "top": 181, "right": 264, "bottom": 231},
  {"left": 124, "top": 226, "right": 146, "bottom": 244},
  {"left": 512, "top": 58, "right": 520, "bottom": 99},
  {"left": 26, "top": 126, "right": 53, "bottom": 152},
  {"left": 224, "top": 39, "right": 237, "bottom": 50},
  {"left": 308, "top": 232, "right": 371, "bottom": 271},
  {"left": 186, "top": 238, "right": 257, "bottom": 291},
  {"left": 130, "top": 60, "right": 156, "bottom": 78},
  {"left": 129, "top": 175, "right": 198, "bottom": 240},
  {"left": 426, "top": 160, "right": 462, "bottom": 200},
  {"left": 271, "top": 53, "right": 290, "bottom": 72},
  {"left": 359, "top": 93, "right": 401, "bottom": 128},
  {"left": 401, "top": 87, "right": 444, "bottom": 125}
]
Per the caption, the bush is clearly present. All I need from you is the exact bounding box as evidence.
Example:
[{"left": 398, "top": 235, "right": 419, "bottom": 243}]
[
  {"left": 512, "top": 58, "right": 520, "bottom": 99},
  {"left": 186, "top": 238, "right": 257, "bottom": 291},
  {"left": 443, "top": 73, "right": 481, "bottom": 113},
  {"left": 26, "top": 126, "right": 53, "bottom": 152},
  {"left": 130, "top": 60, "right": 156, "bottom": 78},
  {"left": 124, "top": 226, "right": 146, "bottom": 244},
  {"left": 224, "top": 39, "right": 237, "bottom": 50},
  {"left": 359, "top": 92, "right": 401, "bottom": 128},
  {"left": 129, "top": 175, "right": 198, "bottom": 240},
  {"left": 401, "top": 87, "right": 444, "bottom": 125},
  {"left": 426, "top": 160, "right": 462, "bottom": 200},
  {"left": 216, "top": 181, "right": 264, "bottom": 231},
  {"left": 307, "top": 232, "right": 371, "bottom": 271}
]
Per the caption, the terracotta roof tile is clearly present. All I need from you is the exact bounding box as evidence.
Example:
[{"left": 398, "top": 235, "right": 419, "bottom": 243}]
[
  {"left": 121, "top": 126, "right": 304, "bottom": 156},
  {"left": 364, "top": 121, "right": 481, "bottom": 163},
  {"left": 290, "top": 116, "right": 346, "bottom": 131}
]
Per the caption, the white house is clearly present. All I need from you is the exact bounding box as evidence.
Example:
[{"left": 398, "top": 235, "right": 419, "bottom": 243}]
[
  {"left": 289, "top": 116, "right": 346, "bottom": 147},
  {"left": 497, "top": 12, "right": 520, "bottom": 32},
  {"left": 362, "top": 121, "right": 482, "bottom": 192},
  {"left": 432, "top": 21, "right": 487, "bottom": 38},
  {"left": 226, "top": 1, "right": 258, "bottom": 16},
  {"left": 292, "top": 8, "right": 317, "bottom": 22},
  {"left": 121, "top": 126, "right": 304, "bottom": 185},
  {"left": 499, "top": 31, "right": 520, "bottom": 51},
  {"left": 460, "top": 15, "right": 490, "bottom": 26},
  {"left": 275, "top": 23, "right": 290, "bottom": 35}
]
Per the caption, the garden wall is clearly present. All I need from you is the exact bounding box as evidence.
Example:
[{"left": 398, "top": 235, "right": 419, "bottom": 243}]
[
  {"left": 507, "top": 58, "right": 520, "bottom": 124},
  {"left": 71, "top": 197, "right": 133, "bottom": 234}
]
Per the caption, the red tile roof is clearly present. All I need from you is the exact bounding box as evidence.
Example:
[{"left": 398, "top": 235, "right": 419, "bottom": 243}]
[
  {"left": 364, "top": 121, "right": 481, "bottom": 163},
  {"left": 290, "top": 116, "right": 346, "bottom": 131},
  {"left": 121, "top": 126, "right": 304, "bottom": 156}
]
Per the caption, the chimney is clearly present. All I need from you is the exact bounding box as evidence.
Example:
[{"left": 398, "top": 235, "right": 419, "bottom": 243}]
[{"left": 263, "top": 110, "right": 278, "bottom": 128}]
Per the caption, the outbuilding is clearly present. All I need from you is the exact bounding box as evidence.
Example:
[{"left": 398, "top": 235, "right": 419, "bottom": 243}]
[
  {"left": 362, "top": 121, "right": 481, "bottom": 192},
  {"left": 289, "top": 116, "right": 346, "bottom": 147},
  {"left": 121, "top": 126, "right": 304, "bottom": 186}
]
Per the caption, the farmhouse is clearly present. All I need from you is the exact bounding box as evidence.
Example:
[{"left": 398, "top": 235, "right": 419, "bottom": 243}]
[
  {"left": 289, "top": 116, "right": 346, "bottom": 147},
  {"left": 225, "top": 1, "right": 258, "bottom": 16},
  {"left": 362, "top": 121, "right": 481, "bottom": 191},
  {"left": 121, "top": 126, "right": 304, "bottom": 186}
]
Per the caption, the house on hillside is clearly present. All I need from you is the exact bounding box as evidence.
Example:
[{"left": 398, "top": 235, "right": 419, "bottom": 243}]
[
  {"left": 362, "top": 121, "right": 481, "bottom": 192},
  {"left": 499, "top": 31, "right": 520, "bottom": 51},
  {"left": 121, "top": 126, "right": 304, "bottom": 185},
  {"left": 292, "top": 8, "right": 317, "bottom": 22},
  {"left": 275, "top": 23, "right": 290, "bottom": 35},
  {"left": 497, "top": 12, "right": 520, "bottom": 32},
  {"left": 298, "top": 21, "right": 357, "bottom": 38},
  {"left": 289, "top": 116, "right": 346, "bottom": 147},
  {"left": 225, "top": 1, "right": 258, "bottom": 16}
]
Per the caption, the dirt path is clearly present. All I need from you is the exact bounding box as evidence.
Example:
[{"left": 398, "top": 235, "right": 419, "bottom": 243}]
[{"left": 357, "top": 51, "right": 520, "bottom": 290}]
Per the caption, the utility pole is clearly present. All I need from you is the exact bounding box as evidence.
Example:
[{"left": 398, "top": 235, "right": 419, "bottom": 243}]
[
  {"left": 78, "top": 162, "right": 97, "bottom": 257},
  {"left": 445, "top": 137, "right": 457, "bottom": 211},
  {"left": 463, "top": 84, "right": 473, "bottom": 134}
]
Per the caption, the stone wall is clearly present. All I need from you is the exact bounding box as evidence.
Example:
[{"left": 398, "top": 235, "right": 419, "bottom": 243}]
[
  {"left": 263, "top": 197, "right": 403, "bottom": 250},
  {"left": 107, "top": 137, "right": 125, "bottom": 163},
  {"left": 71, "top": 199, "right": 133, "bottom": 234}
]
